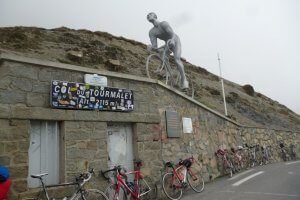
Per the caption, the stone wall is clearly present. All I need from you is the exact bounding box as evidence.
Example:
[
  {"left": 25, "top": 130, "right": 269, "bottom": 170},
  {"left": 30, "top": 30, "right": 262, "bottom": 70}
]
[
  {"left": 63, "top": 121, "right": 108, "bottom": 184},
  {"left": 0, "top": 119, "right": 30, "bottom": 198},
  {"left": 0, "top": 53, "right": 299, "bottom": 199},
  {"left": 241, "top": 127, "right": 300, "bottom": 159}
]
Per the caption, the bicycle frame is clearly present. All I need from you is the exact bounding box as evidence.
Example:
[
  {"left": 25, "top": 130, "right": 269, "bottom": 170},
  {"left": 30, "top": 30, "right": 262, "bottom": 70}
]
[
  {"left": 30, "top": 169, "right": 98, "bottom": 200},
  {"left": 249, "top": 147, "right": 257, "bottom": 164},
  {"left": 216, "top": 150, "right": 232, "bottom": 169},
  {"left": 114, "top": 169, "right": 151, "bottom": 199},
  {"left": 170, "top": 164, "right": 186, "bottom": 188},
  {"left": 279, "top": 147, "right": 288, "bottom": 161},
  {"left": 169, "top": 157, "right": 199, "bottom": 187},
  {"left": 146, "top": 45, "right": 172, "bottom": 84},
  {"left": 32, "top": 178, "right": 85, "bottom": 200}
]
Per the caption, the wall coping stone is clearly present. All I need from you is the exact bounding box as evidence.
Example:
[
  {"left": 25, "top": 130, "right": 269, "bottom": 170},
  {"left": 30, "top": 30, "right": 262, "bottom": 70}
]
[
  {"left": 241, "top": 126, "right": 300, "bottom": 133},
  {"left": 1, "top": 50, "right": 299, "bottom": 133}
]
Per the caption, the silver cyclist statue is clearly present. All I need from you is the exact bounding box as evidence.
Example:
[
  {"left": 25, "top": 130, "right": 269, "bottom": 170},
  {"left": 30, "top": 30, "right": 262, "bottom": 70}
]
[{"left": 147, "top": 12, "right": 189, "bottom": 90}]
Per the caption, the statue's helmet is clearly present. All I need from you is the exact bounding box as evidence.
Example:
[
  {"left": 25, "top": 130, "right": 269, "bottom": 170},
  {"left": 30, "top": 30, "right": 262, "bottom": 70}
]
[{"left": 147, "top": 12, "right": 157, "bottom": 22}]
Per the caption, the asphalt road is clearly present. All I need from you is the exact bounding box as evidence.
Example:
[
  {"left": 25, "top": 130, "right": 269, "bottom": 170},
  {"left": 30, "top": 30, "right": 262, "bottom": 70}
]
[{"left": 181, "top": 160, "right": 300, "bottom": 200}]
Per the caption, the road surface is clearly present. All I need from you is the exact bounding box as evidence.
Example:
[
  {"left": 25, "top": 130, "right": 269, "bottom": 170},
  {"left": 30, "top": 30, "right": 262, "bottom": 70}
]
[{"left": 181, "top": 160, "right": 300, "bottom": 200}]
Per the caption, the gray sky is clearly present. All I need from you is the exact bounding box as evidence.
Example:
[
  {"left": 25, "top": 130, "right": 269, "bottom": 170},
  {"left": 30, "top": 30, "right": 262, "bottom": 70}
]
[{"left": 1, "top": 0, "right": 300, "bottom": 114}]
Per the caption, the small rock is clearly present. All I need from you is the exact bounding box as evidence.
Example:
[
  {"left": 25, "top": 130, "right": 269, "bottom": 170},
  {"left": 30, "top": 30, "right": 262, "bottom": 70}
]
[
  {"left": 108, "top": 59, "right": 120, "bottom": 66},
  {"left": 243, "top": 84, "right": 255, "bottom": 96},
  {"left": 106, "top": 59, "right": 124, "bottom": 72},
  {"left": 67, "top": 50, "right": 83, "bottom": 63}
]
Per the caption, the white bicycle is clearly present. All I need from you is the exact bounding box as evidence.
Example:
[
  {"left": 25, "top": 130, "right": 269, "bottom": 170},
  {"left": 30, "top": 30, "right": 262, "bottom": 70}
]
[
  {"left": 27, "top": 169, "right": 108, "bottom": 200},
  {"left": 145, "top": 40, "right": 194, "bottom": 98}
]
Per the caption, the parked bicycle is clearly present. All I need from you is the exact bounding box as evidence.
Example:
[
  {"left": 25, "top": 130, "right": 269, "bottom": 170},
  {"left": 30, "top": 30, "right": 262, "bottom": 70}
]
[
  {"left": 101, "top": 160, "right": 157, "bottom": 200},
  {"left": 239, "top": 144, "right": 250, "bottom": 169},
  {"left": 230, "top": 147, "right": 243, "bottom": 172},
  {"left": 258, "top": 145, "right": 264, "bottom": 165},
  {"left": 259, "top": 145, "right": 270, "bottom": 165},
  {"left": 145, "top": 39, "right": 195, "bottom": 98},
  {"left": 215, "top": 149, "right": 234, "bottom": 177},
  {"left": 27, "top": 168, "right": 108, "bottom": 200},
  {"left": 265, "top": 145, "right": 273, "bottom": 163},
  {"left": 289, "top": 144, "right": 297, "bottom": 160},
  {"left": 279, "top": 142, "right": 290, "bottom": 161},
  {"left": 162, "top": 156, "right": 204, "bottom": 200},
  {"left": 248, "top": 145, "right": 257, "bottom": 168}
]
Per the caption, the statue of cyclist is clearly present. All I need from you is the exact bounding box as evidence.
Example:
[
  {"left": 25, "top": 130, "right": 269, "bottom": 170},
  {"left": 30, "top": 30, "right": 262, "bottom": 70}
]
[{"left": 147, "top": 12, "right": 189, "bottom": 90}]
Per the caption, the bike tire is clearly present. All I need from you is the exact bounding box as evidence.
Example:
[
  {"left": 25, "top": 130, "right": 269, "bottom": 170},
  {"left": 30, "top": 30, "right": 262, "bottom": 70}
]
[
  {"left": 226, "top": 167, "right": 233, "bottom": 178},
  {"left": 187, "top": 166, "right": 204, "bottom": 193},
  {"left": 105, "top": 183, "right": 127, "bottom": 200},
  {"left": 146, "top": 54, "right": 164, "bottom": 78},
  {"left": 138, "top": 176, "right": 157, "bottom": 200},
  {"left": 225, "top": 161, "right": 233, "bottom": 178},
  {"left": 162, "top": 172, "right": 183, "bottom": 200},
  {"left": 282, "top": 151, "right": 287, "bottom": 161},
  {"left": 82, "top": 189, "right": 109, "bottom": 200}
]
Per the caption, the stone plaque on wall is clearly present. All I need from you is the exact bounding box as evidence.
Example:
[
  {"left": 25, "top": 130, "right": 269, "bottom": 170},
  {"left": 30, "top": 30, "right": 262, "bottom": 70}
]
[
  {"left": 51, "top": 80, "right": 134, "bottom": 111},
  {"left": 165, "top": 111, "right": 182, "bottom": 138}
]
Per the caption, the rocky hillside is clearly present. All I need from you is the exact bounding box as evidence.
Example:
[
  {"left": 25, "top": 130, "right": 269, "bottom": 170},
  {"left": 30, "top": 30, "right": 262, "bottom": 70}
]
[{"left": 0, "top": 26, "right": 299, "bottom": 131}]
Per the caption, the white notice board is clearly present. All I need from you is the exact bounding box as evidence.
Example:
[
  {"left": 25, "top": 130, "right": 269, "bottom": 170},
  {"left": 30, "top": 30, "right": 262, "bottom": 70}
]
[
  {"left": 182, "top": 117, "right": 193, "bottom": 133},
  {"left": 84, "top": 74, "right": 107, "bottom": 86}
]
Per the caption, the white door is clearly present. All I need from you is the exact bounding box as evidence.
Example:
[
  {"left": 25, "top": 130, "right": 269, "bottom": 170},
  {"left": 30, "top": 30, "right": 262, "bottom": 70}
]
[
  {"left": 107, "top": 123, "right": 134, "bottom": 174},
  {"left": 28, "top": 121, "right": 59, "bottom": 188}
]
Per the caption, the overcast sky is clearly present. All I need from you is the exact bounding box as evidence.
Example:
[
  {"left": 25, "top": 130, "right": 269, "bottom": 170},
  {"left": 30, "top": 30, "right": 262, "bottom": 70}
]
[{"left": 1, "top": 0, "right": 299, "bottom": 114}]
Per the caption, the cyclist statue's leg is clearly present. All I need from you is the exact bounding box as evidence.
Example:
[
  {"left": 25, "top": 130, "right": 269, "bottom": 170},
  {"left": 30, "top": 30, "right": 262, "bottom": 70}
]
[
  {"left": 157, "top": 48, "right": 166, "bottom": 74},
  {"left": 172, "top": 36, "right": 189, "bottom": 90},
  {"left": 160, "top": 50, "right": 172, "bottom": 79}
]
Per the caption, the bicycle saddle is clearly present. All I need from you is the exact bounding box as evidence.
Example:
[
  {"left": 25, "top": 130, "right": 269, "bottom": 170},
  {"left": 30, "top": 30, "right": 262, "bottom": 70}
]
[
  {"left": 31, "top": 173, "right": 48, "bottom": 179},
  {"left": 165, "top": 161, "right": 173, "bottom": 168},
  {"left": 216, "top": 149, "right": 225, "bottom": 155},
  {"left": 134, "top": 160, "right": 143, "bottom": 167}
]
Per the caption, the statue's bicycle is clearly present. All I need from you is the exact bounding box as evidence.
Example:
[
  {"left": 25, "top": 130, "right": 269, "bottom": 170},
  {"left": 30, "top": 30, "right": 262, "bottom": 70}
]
[{"left": 145, "top": 40, "right": 195, "bottom": 98}]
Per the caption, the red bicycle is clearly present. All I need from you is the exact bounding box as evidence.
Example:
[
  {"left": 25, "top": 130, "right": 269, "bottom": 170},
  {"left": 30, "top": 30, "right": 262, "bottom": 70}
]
[
  {"left": 230, "top": 147, "right": 243, "bottom": 172},
  {"left": 162, "top": 156, "right": 204, "bottom": 200},
  {"left": 215, "top": 149, "right": 234, "bottom": 177},
  {"left": 101, "top": 160, "right": 157, "bottom": 200}
]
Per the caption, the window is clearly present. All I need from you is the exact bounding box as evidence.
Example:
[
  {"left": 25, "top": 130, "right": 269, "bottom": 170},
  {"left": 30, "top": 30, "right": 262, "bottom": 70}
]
[{"left": 27, "top": 121, "right": 60, "bottom": 188}]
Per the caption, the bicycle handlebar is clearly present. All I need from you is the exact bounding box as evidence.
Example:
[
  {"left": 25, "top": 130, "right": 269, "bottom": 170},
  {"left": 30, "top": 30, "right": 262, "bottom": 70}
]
[
  {"left": 164, "top": 156, "right": 196, "bottom": 169},
  {"left": 101, "top": 165, "right": 127, "bottom": 181},
  {"left": 149, "top": 39, "right": 172, "bottom": 53},
  {"left": 101, "top": 168, "right": 116, "bottom": 181}
]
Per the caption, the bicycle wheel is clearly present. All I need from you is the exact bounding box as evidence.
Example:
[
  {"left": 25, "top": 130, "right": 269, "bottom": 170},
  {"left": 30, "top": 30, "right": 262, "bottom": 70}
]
[
  {"left": 226, "top": 167, "right": 233, "bottom": 178},
  {"left": 187, "top": 166, "right": 204, "bottom": 193},
  {"left": 146, "top": 53, "right": 171, "bottom": 84},
  {"left": 139, "top": 176, "right": 157, "bottom": 200},
  {"left": 83, "top": 189, "right": 109, "bottom": 200},
  {"left": 162, "top": 172, "right": 183, "bottom": 200},
  {"left": 224, "top": 160, "right": 233, "bottom": 178},
  {"left": 105, "top": 183, "right": 127, "bottom": 200},
  {"left": 282, "top": 151, "right": 287, "bottom": 161}
]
